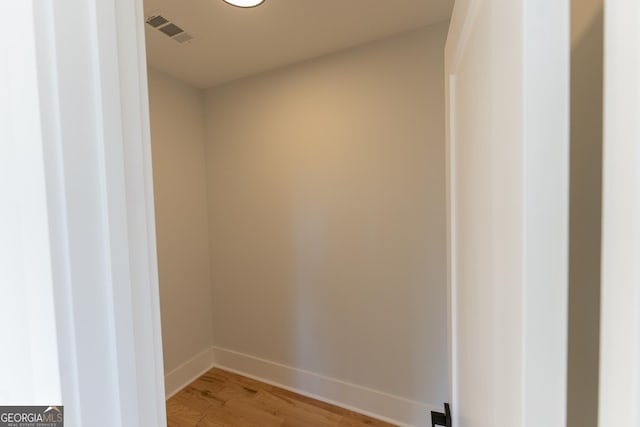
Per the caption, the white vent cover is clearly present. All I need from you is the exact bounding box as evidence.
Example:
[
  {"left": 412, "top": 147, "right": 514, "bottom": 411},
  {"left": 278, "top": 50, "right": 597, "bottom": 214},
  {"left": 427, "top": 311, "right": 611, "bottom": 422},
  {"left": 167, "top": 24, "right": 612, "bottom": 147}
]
[{"left": 145, "top": 13, "right": 194, "bottom": 44}]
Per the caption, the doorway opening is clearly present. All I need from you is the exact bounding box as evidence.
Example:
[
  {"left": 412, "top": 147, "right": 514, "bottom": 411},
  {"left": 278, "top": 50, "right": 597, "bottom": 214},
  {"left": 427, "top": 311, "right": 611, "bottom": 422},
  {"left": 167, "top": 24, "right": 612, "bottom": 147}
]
[{"left": 143, "top": 1, "right": 453, "bottom": 425}]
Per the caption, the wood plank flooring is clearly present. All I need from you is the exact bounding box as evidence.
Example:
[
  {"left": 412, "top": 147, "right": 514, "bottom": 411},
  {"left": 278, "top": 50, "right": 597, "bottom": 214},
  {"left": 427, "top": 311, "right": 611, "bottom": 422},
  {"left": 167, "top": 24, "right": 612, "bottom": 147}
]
[{"left": 166, "top": 368, "right": 397, "bottom": 427}]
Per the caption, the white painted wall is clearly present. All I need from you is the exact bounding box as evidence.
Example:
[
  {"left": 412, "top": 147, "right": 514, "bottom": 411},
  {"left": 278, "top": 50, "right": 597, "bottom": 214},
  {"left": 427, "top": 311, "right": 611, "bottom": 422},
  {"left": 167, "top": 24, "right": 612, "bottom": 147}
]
[
  {"left": 148, "top": 69, "right": 214, "bottom": 378},
  {"left": 203, "top": 24, "right": 449, "bottom": 413}
]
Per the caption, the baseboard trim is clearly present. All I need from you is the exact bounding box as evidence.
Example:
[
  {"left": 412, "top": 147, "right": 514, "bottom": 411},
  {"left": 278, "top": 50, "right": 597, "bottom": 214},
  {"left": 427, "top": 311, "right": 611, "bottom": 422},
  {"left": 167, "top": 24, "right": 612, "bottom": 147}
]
[
  {"left": 211, "top": 346, "right": 439, "bottom": 427},
  {"left": 164, "top": 347, "right": 215, "bottom": 399}
]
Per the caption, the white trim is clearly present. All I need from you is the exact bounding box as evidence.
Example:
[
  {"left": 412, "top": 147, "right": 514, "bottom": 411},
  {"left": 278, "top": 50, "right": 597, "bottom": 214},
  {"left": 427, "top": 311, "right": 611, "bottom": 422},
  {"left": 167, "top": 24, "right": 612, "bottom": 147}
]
[
  {"left": 165, "top": 348, "right": 216, "bottom": 399},
  {"left": 210, "top": 347, "right": 438, "bottom": 427},
  {"left": 443, "top": 1, "right": 478, "bottom": 422},
  {"left": 444, "top": 0, "right": 481, "bottom": 71},
  {"left": 521, "top": 0, "right": 570, "bottom": 425},
  {"left": 105, "top": 0, "right": 167, "bottom": 423},
  {"left": 599, "top": 0, "right": 640, "bottom": 425},
  {"left": 443, "top": 1, "right": 480, "bottom": 418},
  {"left": 166, "top": 346, "right": 441, "bottom": 426},
  {"left": 444, "top": 0, "right": 570, "bottom": 425},
  {"left": 0, "top": 1, "right": 63, "bottom": 407},
  {"left": 444, "top": 74, "right": 458, "bottom": 412},
  {"left": 13, "top": 0, "right": 167, "bottom": 425},
  {"left": 165, "top": 347, "right": 442, "bottom": 427}
]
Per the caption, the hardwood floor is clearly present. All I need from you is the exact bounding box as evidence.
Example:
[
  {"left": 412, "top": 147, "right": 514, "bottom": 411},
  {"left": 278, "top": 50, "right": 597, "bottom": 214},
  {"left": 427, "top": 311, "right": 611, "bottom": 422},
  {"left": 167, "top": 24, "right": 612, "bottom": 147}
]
[{"left": 166, "top": 368, "right": 397, "bottom": 427}]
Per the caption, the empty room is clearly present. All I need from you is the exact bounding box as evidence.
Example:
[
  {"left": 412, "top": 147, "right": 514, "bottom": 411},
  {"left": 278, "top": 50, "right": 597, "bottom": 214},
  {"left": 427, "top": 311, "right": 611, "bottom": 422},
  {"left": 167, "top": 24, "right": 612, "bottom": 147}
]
[
  {"left": 5, "top": 0, "right": 633, "bottom": 427},
  {"left": 142, "top": 0, "right": 604, "bottom": 426},
  {"left": 145, "top": 0, "right": 451, "bottom": 425}
]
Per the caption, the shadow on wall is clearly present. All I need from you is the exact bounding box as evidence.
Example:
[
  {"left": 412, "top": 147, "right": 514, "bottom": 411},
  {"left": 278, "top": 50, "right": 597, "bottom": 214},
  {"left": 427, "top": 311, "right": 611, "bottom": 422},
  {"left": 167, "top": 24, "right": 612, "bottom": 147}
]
[{"left": 567, "top": 2, "right": 603, "bottom": 427}]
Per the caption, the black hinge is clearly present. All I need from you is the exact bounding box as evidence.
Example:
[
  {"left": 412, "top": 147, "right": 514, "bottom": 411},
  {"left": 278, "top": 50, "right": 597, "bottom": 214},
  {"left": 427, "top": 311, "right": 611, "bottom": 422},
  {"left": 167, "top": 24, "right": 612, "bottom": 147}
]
[{"left": 431, "top": 403, "right": 451, "bottom": 427}]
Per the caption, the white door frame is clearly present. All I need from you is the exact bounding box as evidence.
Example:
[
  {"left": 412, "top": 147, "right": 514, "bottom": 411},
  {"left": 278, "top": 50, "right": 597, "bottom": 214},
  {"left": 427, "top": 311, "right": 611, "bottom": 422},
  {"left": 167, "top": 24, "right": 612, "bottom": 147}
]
[
  {"left": 3, "top": 0, "right": 588, "bottom": 425},
  {"left": 445, "top": 0, "right": 570, "bottom": 425},
  {"left": 598, "top": 0, "right": 640, "bottom": 425},
  {"left": 1, "top": 0, "right": 166, "bottom": 426}
]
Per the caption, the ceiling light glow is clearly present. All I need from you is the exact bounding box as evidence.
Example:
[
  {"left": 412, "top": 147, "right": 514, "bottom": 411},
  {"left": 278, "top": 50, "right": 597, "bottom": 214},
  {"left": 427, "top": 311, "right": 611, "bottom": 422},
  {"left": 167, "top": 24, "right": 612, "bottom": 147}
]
[{"left": 222, "top": 0, "right": 266, "bottom": 7}]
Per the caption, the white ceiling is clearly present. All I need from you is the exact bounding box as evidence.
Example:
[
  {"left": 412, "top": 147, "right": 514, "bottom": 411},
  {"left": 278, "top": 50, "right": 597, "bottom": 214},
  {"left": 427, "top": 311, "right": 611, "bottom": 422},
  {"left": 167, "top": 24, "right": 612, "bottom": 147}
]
[{"left": 143, "top": 0, "right": 453, "bottom": 89}]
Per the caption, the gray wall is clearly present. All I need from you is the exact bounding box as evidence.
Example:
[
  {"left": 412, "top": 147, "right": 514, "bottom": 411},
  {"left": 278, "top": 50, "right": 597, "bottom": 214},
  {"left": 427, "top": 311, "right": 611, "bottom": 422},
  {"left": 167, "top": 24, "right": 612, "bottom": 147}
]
[
  {"left": 203, "top": 24, "right": 449, "bottom": 405},
  {"left": 148, "top": 69, "right": 214, "bottom": 375}
]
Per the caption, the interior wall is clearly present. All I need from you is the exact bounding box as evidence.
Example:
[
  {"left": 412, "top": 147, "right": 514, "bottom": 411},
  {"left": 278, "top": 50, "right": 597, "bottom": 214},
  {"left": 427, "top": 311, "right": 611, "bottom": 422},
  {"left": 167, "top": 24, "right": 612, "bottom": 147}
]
[
  {"left": 567, "top": 1, "right": 603, "bottom": 426},
  {"left": 148, "top": 68, "right": 214, "bottom": 376},
  {"left": 203, "top": 23, "right": 449, "bottom": 406}
]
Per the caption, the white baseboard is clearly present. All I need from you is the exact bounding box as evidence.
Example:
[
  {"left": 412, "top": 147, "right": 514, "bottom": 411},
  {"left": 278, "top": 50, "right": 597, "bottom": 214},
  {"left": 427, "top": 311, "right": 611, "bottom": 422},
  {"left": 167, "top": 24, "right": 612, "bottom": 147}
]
[
  {"left": 210, "top": 346, "right": 440, "bottom": 427},
  {"left": 164, "top": 347, "right": 216, "bottom": 399}
]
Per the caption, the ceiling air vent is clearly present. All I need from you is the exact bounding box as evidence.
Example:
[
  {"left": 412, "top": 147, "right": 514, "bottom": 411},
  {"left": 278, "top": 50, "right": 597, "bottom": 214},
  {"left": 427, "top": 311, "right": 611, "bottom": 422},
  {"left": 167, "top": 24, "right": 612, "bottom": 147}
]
[
  {"left": 145, "top": 15, "right": 168, "bottom": 28},
  {"left": 145, "top": 13, "right": 194, "bottom": 44}
]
